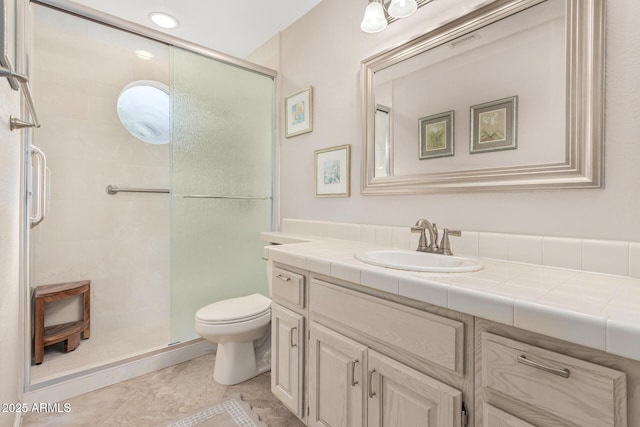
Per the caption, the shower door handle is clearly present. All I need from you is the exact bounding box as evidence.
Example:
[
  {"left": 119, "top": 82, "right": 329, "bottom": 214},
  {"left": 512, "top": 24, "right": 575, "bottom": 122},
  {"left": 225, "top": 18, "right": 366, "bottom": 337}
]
[{"left": 30, "top": 145, "right": 48, "bottom": 227}]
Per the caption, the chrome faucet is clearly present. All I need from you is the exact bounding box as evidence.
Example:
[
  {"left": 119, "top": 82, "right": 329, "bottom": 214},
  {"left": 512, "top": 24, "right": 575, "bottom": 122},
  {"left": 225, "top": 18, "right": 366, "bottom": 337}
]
[
  {"left": 411, "top": 219, "right": 461, "bottom": 255},
  {"left": 411, "top": 219, "right": 438, "bottom": 253}
]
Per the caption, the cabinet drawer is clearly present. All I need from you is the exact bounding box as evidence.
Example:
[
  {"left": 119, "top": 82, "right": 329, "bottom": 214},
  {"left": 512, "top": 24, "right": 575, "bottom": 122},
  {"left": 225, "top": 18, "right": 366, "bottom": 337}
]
[
  {"left": 311, "top": 279, "right": 464, "bottom": 374},
  {"left": 272, "top": 266, "right": 305, "bottom": 308},
  {"left": 482, "top": 404, "right": 535, "bottom": 427},
  {"left": 481, "top": 332, "right": 627, "bottom": 427}
]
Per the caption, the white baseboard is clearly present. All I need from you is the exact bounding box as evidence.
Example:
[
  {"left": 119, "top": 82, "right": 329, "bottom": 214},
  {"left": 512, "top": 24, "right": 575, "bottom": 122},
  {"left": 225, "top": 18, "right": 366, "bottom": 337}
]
[{"left": 23, "top": 340, "right": 215, "bottom": 404}]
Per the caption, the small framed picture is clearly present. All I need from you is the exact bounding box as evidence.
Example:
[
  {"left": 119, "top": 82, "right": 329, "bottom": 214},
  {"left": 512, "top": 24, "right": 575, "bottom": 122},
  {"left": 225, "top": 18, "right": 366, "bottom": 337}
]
[
  {"left": 419, "top": 111, "right": 454, "bottom": 159},
  {"left": 285, "top": 86, "right": 313, "bottom": 138},
  {"left": 470, "top": 96, "right": 518, "bottom": 154},
  {"left": 315, "top": 145, "right": 350, "bottom": 197}
]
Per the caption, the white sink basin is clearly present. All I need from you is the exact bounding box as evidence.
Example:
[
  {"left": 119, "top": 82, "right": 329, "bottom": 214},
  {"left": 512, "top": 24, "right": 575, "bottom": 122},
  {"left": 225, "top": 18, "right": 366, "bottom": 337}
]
[{"left": 354, "top": 249, "right": 483, "bottom": 273}]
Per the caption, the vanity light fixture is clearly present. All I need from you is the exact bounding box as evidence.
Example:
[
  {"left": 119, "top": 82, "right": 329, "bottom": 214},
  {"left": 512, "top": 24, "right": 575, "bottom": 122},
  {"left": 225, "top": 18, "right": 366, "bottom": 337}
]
[
  {"left": 361, "top": 0, "right": 426, "bottom": 33},
  {"left": 387, "top": 0, "right": 418, "bottom": 18},
  {"left": 360, "top": 0, "right": 388, "bottom": 33},
  {"left": 148, "top": 12, "right": 179, "bottom": 29}
]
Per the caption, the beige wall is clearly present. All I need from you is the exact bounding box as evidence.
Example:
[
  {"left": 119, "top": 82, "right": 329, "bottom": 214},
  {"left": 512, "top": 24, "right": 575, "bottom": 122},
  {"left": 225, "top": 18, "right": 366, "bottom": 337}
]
[
  {"left": 0, "top": 0, "right": 23, "bottom": 422},
  {"left": 252, "top": 0, "right": 640, "bottom": 242}
]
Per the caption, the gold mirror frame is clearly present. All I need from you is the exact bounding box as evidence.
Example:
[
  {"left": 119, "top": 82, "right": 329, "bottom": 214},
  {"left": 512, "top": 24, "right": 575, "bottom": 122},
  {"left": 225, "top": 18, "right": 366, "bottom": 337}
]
[{"left": 361, "top": 0, "right": 605, "bottom": 194}]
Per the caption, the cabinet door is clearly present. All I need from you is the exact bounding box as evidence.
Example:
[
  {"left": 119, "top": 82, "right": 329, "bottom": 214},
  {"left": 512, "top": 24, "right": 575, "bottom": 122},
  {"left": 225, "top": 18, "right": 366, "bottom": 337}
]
[
  {"left": 309, "top": 323, "right": 367, "bottom": 427},
  {"left": 367, "top": 350, "right": 462, "bottom": 427},
  {"left": 271, "top": 303, "right": 305, "bottom": 418},
  {"left": 482, "top": 404, "right": 535, "bottom": 427}
]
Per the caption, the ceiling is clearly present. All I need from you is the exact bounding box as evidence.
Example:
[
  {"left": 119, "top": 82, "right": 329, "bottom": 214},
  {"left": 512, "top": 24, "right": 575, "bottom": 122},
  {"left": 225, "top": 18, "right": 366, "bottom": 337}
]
[{"left": 65, "top": 0, "right": 323, "bottom": 58}]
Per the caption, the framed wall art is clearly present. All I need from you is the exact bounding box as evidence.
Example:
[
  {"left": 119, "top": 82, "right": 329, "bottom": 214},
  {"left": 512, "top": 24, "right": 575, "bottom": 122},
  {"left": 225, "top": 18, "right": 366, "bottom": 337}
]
[
  {"left": 470, "top": 96, "right": 518, "bottom": 154},
  {"left": 285, "top": 86, "right": 313, "bottom": 138},
  {"left": 419, "top": 110, "right": 454, "bottom": 159},
  {"left": 315, "top": 144, "right": 350, "bottom": 197}
]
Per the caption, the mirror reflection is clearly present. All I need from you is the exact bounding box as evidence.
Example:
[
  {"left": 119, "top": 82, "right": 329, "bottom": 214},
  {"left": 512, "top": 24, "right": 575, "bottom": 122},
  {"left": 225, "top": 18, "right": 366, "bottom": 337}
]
[
  {"left": 374, "top": 1, "right": 565, "bottom": 176},
  {"left": 362, "top": 0, "right": 604, "bottom": 193}
]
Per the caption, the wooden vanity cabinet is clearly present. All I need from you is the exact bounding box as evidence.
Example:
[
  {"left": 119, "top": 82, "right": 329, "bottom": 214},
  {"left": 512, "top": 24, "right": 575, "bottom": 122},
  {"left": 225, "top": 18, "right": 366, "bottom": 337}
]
[
  {"left": 309, "top": 278, "right": 471, "bottom": 427},
  {"left": 308, "top": 323, "right": 366, "bottom": 427},
  {"left": 475, "top": 319, "right": 634, "bottom": 427},
  {"left": 271, "top": 264, "right": 309, "bottom": 422},
  {"left": 272, "top": 303, "right": 305, "bottom": 418},
  {"left": 270, "top": 262, "right": 639, "bottom": 427}
]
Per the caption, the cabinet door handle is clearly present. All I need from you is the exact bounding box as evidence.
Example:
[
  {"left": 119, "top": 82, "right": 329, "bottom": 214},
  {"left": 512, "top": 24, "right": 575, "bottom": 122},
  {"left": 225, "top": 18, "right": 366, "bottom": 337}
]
[
  {"left": 290, "top": 327, "right": 297, "bottom": 348},
  {"left": 368, "top": 369, "right": 377, "bottom": 398},
  {"left": 351, "top": 360, "right": 359, "bottom": 386},
  {"left": 518, "top": 355, "right": 570, "bottom": 378},
  {"left": 276, "top": 274, "right": 291, "bottom": 282}
]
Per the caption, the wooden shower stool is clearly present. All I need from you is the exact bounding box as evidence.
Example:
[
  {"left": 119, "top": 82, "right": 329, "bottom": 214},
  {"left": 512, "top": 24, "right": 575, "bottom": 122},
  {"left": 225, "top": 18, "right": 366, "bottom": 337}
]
[{"left": 34, "top": 280, "right": 90, "bottom": 365}]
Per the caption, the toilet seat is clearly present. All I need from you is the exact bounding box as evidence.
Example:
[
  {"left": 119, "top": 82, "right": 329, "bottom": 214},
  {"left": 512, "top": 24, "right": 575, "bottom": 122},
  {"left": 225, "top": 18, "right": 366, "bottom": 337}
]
[{"left": 196, "top": 293, "right": 271, "bottom": 325}]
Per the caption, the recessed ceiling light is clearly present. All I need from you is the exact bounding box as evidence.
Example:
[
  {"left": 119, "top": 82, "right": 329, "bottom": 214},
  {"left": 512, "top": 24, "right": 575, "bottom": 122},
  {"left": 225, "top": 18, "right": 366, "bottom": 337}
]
[
  {"left": 148, "top": 12, "right": 179, "bottom": 29},
  {"left": 135, "top": 50, "right": 154, "bottom": 60}
]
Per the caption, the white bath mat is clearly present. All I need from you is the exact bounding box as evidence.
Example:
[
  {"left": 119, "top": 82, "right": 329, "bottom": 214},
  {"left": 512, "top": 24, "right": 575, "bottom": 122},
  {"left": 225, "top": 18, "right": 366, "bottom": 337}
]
[{"left": 166, "top": 395, "right": 266, "bottom": 427}]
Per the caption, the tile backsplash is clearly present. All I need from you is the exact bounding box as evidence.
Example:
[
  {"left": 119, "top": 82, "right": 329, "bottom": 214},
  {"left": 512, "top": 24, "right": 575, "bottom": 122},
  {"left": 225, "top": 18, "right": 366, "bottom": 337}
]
[{"left": 280, "top": 218, "right": 640, "bottom": 279}]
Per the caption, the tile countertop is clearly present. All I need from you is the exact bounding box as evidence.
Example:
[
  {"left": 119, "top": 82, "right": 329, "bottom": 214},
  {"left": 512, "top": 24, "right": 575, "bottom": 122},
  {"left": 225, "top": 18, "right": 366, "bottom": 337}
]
[{"left": 261, "top": 232, "right": 640, "bottom": 363}]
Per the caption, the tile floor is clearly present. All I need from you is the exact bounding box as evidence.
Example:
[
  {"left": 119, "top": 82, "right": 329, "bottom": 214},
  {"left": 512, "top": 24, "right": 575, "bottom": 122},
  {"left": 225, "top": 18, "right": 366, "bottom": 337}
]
[{"left": 22, "top": 353, "right": 305, "bottom": 426}]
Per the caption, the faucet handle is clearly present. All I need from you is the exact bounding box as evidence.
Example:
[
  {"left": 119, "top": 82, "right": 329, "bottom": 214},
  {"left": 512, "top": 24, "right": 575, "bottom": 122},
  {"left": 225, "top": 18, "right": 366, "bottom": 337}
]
[
  {"left": 439, "top": 229, "right": 461, "bottom": 256},
  {"left": 411, "top": 223, "right": 429, "bottom": 252}
]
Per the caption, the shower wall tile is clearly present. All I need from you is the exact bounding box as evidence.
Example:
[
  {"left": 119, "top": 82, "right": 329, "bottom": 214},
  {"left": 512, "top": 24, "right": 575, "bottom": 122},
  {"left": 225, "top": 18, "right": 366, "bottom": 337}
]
[
  {"left": 35, "top": 71, "right": 90, "bottom": 120},
  {"left": 33, "top": 11, "right": 171, "bottom": 375}
]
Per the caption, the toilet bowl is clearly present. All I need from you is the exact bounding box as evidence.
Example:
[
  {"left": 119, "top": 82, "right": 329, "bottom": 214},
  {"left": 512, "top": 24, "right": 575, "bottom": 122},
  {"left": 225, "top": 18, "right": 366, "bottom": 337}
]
[{"left": 195, "top": 292, "right": 272, "bottom": 385}]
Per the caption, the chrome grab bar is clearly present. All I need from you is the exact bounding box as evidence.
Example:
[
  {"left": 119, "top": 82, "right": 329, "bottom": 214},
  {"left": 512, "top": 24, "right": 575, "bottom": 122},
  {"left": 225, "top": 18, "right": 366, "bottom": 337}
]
[
  {"left": 0, "top": 58, "right": 41, "bottom": 130},
  {"left": 30, "top": 146, "right": 47, "bottom": 227},
  {"left": 106, "top": 185, "right": 170, "bottom": 195},
  {"left": 105, "top": 186, "right": 272, "bottom": 199},
  {"left": 182, "top": 195, "right": 271, "bottom": 200}
]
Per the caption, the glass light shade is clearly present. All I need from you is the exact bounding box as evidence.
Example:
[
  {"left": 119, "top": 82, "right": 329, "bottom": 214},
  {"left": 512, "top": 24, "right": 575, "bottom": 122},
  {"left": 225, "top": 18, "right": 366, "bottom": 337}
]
[
  {"left": 360, "top": 1, "right": 387, "bottom": 33},
  {"left": 387, "top": 0, "right": 418, "bottom": 19}
]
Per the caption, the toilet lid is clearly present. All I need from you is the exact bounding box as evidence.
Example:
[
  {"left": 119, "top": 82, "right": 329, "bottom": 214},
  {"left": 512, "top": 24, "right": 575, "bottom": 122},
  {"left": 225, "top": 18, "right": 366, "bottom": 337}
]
[{"left": 196, "top": 293, "right": 271, "bottom": 324}]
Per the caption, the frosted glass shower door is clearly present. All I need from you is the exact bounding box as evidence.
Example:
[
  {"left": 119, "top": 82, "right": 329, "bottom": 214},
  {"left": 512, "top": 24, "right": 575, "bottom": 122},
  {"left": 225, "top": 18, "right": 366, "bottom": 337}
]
[{"left": 170, "top": 47, "right": 274, "bottom": 342}]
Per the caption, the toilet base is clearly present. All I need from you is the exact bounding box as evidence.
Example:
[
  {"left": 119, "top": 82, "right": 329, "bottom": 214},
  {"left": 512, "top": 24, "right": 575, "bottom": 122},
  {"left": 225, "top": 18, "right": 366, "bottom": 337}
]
[{"left": 213, "top": 335, "right": 271, "bottom": 385}]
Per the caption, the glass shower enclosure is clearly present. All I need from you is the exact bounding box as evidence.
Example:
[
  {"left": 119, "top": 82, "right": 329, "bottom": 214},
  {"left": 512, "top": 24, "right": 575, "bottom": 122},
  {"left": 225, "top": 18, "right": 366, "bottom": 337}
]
[
  {"left": 170, "top": 48, "right": 273, "bottom": 342},
  {"left": 26, "top": 1, "right": 274, "bottom": 387}
]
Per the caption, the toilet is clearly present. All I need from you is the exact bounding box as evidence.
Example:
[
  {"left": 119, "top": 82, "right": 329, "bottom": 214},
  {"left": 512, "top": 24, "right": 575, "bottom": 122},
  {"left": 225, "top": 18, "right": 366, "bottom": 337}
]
[{"left": 195, "top": 258, "right": 273, "bottom": 385}]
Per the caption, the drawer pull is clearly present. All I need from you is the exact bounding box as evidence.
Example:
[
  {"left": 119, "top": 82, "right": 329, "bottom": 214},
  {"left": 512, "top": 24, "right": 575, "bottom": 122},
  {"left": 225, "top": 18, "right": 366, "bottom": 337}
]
[
  {"left": 276, "top": 274, "right": 291, "bottom": 282},
  {"left": 368, "top": 369, "right": 377, "bottom": 398},
  {"left": 290, "top": 327, "right": 297, "bottom": 348},
  {"left": 518, "top": 355, "right": 570, "bottom": 378},
  {"left": 351, "top": 360, "right": 359, "bottom": 387}
]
